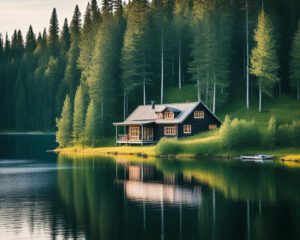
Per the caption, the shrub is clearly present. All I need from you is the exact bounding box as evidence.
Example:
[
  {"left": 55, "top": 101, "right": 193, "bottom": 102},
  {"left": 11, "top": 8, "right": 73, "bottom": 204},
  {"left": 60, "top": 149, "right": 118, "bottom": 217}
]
[
  {"left": 276, "top": 120, "right": 300, "bottom": 146},
  {"left": 156, "top": 138, "right": 182, "bottom": 155},
  {"left": 219, "top": 117, "right": 261, "bottom": 150},
  {"left": 262, "top": 116, "right": 277, "bottom": 149}
]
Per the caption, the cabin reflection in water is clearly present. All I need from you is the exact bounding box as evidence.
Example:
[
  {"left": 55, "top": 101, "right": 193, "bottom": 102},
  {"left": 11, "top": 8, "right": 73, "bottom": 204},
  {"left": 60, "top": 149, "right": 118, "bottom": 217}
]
[{"left": 117, "top": 163, "right": 202, "bottom": 206}]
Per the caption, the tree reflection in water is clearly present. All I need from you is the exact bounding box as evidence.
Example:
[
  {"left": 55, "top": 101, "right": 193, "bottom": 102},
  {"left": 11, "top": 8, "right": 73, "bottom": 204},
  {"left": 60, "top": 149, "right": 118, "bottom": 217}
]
[{"left": 57, "top": 154, "right": 300, "bottom": 240}]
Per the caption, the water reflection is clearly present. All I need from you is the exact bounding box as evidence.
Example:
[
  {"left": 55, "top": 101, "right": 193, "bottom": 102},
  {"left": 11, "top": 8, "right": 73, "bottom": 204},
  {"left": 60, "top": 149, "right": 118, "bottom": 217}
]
[
  {"left": 57, "top": 155, "right": 300, "bottom": 240},
  {"left": 1, "top": 133, "right": 300, "bottom": 240}
]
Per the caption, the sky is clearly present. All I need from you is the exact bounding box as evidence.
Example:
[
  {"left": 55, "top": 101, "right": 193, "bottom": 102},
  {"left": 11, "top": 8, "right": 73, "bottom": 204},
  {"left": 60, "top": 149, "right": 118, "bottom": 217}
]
[{"left": 0, "top": 0, "right": 90, "bottom": 39}]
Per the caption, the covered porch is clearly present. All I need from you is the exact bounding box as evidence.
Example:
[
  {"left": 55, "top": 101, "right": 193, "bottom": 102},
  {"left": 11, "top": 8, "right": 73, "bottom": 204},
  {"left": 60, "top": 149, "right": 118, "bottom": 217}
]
[{"left": 113, "top": 121, "right": 155, "bottom": 145}]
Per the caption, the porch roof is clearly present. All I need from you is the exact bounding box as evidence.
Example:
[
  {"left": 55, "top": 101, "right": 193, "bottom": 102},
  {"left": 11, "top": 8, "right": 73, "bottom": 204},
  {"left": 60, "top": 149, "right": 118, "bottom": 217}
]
[{"left": 113, "top": 120, "right": 155, "bottom": 126}]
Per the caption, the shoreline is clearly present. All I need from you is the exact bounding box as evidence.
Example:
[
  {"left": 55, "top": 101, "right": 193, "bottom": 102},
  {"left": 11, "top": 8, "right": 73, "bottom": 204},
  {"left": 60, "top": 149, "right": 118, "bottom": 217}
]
[
  {"left": 54, "top": 146, "right": 300, "bottom": 162},
  {"left": 0, "top": 131, "right": 55, "bottom": 135}
]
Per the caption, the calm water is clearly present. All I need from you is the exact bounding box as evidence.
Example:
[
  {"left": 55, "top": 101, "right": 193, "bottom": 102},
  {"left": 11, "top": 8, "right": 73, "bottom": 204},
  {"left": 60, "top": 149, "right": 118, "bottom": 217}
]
[{"left": 0, "top": 134, "right": 299, "bottom": 240}]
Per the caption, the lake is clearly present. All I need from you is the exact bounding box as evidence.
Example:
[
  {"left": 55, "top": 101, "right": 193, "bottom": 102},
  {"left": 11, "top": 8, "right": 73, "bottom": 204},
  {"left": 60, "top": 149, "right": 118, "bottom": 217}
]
[{"left": 0, "top": 134, "right": 299, "bottom": 240}]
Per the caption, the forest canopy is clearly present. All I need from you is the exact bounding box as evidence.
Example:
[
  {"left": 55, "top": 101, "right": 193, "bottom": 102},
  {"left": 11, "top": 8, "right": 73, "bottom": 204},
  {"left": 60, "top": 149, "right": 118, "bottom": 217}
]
[{"left": 0, "top": 0, "right": 300, "bottom": 146}]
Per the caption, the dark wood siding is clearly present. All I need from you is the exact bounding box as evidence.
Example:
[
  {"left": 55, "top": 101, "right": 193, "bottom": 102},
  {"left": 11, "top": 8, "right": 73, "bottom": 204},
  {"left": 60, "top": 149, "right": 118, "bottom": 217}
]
[{"left": 178, "top": 103, "right": 221, "bottom": 138}]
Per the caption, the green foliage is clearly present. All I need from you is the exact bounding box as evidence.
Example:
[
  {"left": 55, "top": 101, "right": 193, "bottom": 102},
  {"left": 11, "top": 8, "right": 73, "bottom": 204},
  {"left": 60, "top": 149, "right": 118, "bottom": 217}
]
[
  {"left": 84, "top": 100, "right": 97, "bottom": 147},
  {"left": 219, "top": 117, "right": 261, "bottom": 150},
  {"left": 290, "top": 19, "right": 300, "bottom": 101},
  {"left": 56, "top": 95, "right": 73, "bottom": 147},
  {"left": 276, "top": 120, "right": 300, "bottom": 147},
  {"left": 156, "top": 138, "right": 182, "bottom": 155},
  {"left": 72, "top": 85, "right": 87, "bottom": 144},
  {"left": 250, "top": 10, "right": 279, "bottom": 111}
]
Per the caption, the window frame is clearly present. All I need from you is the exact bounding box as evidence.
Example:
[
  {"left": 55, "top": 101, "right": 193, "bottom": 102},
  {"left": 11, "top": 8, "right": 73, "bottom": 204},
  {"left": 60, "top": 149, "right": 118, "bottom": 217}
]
[
  {"left": 194, "top": 111, "right": 205, "bottom": 119},
  {"left": 164, "top": 126, "right": 176, "bottom": 136},
  {"left": 183, "top": 125, "right": 192, "bottom": 134},
  {"left": 164, "top": 111, "right": 174, "bottom": 120},
  {"left": 129, "top": 126, "right": 140, "bottom": 140},
  {"left": 209, "top": 124, "right": 217, "bottom": 130}
]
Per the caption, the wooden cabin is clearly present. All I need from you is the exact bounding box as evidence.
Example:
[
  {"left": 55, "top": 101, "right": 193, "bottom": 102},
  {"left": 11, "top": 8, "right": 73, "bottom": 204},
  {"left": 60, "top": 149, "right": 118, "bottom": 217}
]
[{"left": 113, "top": 101, "right": 222, "bottom": 145}]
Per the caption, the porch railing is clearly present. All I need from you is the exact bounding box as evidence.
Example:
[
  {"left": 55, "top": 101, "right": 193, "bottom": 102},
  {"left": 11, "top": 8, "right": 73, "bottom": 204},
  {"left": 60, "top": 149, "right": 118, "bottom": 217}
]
[{"left": 117, "top": 134, "right": 153, "bottom": 142}]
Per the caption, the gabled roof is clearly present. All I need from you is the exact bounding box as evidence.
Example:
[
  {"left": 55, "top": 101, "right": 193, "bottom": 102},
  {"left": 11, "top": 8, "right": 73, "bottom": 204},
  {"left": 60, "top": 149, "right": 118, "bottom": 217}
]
[{"left": 113, "top": 101, "right": 222, "bottom": 126}]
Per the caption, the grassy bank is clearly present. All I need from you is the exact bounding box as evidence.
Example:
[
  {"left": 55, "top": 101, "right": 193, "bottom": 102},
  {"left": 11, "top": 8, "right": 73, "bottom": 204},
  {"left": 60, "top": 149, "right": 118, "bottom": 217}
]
[{"left": 56, "top": 85, "right": 300, "bottom": 160}]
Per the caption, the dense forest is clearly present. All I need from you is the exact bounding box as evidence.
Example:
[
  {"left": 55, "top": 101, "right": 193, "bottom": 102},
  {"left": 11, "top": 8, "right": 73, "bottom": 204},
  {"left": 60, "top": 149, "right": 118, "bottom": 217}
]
[{"left": 1, "top": 0, "right": 300, "bottom": 146}]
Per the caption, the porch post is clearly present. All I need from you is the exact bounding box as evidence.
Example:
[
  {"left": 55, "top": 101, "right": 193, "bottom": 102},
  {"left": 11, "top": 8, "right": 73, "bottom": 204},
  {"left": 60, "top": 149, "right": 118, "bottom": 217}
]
[
  {"left": 141, "top": 125, "right": 144, "bottom": 146},
  {"left": 115, "top": 125, "right": 118, "bottom": 145}
]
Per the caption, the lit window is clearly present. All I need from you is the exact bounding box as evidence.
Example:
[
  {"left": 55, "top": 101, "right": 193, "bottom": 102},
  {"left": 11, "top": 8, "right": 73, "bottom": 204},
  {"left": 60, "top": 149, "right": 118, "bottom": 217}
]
[
  {"left": 209, "top": 124, "right": 217, "bottom": 130},
  {"left": 194, "top": 111, "right": 204, "bottom": 119},
  {"left": 129, "top": 126, "right": 140, "bottom": 140},
  {"left": 164, "top": 126, "right": 176, "bottom": 136},
  {"left": 183, "top": 125, "right": 192, "bottom": 134},
  {"left": 157, "top": 113, "right": 163, "bottom": 119},
  {"left": 164, "top": 111, "right": 174, "bottom": 120}
]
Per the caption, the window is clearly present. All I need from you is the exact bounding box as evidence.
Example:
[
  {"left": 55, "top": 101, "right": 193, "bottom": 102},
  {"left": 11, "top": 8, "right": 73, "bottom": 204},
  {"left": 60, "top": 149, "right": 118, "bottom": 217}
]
[
  {"left": 164, "top": 126, "right": 176, "bottom": 136},
  {"left": 129, "top": 126, "right": 140, "bottom": 140},
  {"left": 157, "top": 113, "right": 163, "bottom": 119},
  {"left": 194, "top": 111, "right": 204, "bottom": 119},
  {"left": 183, "top": 125, "right": 192, "bottom": 134},
  {"left": 209, "top": 124, "right": 217, "bottom": 130},
  {"left": 164, "top": 111, "right": 174, "bottom": 120}
]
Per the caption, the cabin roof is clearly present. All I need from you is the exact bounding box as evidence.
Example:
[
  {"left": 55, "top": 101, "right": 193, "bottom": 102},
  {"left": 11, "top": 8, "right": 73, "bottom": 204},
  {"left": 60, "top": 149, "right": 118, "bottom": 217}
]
[{"left": 113, "top": 101, "right": 221, "bottom": 126}]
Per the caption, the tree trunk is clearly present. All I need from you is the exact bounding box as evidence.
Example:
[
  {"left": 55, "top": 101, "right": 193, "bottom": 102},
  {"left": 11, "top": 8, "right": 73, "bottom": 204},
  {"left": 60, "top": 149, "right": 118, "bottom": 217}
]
[
  {"left": 172, "top": 54, "right": 175, "bottom": 85},
  {"left": 178, "top": 38, "right": 182, "bottom": 90},
  {"left": 205, "top": 71, "right": 209, "bottom": 104},
  {"left": 160, "top": 29, "right": 164, "bottom": 104},
  {"left": 213, "top": 75, "right": 216, "bottom": 114},
  {"left": 246, "top": 0, "right": 250, "bottom": 109},
  {"left": 197, "top": 65, "right": 201, "bottom": 102},
  {"left": 123, "top": 92, "right": 126, "bottom": 121},
  {"left": 297, "top": 81, "right": 300, "bottom": 101},
  {"left": 143, "top": 58, "right": 146, "bottom": 105},
  {"left": 259, "top": 79, "right": 262, "bottom": 112},
  {"left": 143, "top": 76, "right": 146, "bottom": 106}
]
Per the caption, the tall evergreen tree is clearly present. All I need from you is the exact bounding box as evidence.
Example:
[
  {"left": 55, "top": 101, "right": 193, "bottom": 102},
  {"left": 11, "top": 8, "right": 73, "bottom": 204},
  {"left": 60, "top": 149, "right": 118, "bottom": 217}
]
[
  {"left": 121, "top": 0, "right": 152, "bottom": 106},
  {"left": 48, "top": 8, "right": 60, "bottom": 56},
  {"left": 56, "top": 95, "right": 73, "bottom": 147},
  {"left": 84, "top": 100, "right": 97, "bottom": 146},
  {"left": 63, "top": 5, "right": 82, "bottom": 100},
  {"left": 250, "top": 10, "right": 279, "bottom": 112},
  {"left": 78, "top": 3, "right": 94, "bottom": 85},
  {"left": 72, "top": 84, "right": 87, "bottom": 144},
  {"left": 290, "top": 19, "right": 300, "bottom": 101}
]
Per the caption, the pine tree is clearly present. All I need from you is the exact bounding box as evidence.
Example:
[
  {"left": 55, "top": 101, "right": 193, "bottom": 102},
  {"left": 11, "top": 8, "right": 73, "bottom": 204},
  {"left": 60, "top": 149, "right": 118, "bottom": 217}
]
[
  {"left": 78, "top": 3, "right": 94, "bottom": 85},
  {"left": 250, "top": 10, "right": 279, "bottom": 112},
  {"left": 87, "top": 0, "right": 117, "bottom": 137},
  {"left": 72, "top": 85, "right": 86, "bottom": 143},
  {"left": 121, "top": 0, "right": 152, "bottom": 105},
  {"left": 48, "top": 8, "right": 60, "bottom": 56},
  {"left": 60, "top": 19, "right": 71, "bottom": 52},
  {"left": 91, "top": 0, "right": 101, "bottom": 28},
  {"left": 72, "top": 84, "right": 87, "bottom": 145},
  {"left": 173, "top": 0, "right": 190, "bottom": 90},
  {"left": 290, "top": 19, "right": 300, "bottom": 101},
  {"left": 56, "top": 95, "right": 73, "bottom": 147},
  {"left": 84, "top": 100, "right": 97, "bottom": 146},
  {"left": 63, "top": 5, "right": 82, "bottom": 100}
]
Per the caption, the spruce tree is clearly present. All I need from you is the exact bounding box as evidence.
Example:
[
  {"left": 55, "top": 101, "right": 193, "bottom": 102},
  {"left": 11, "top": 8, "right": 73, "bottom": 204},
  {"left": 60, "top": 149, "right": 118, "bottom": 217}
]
[
  {"left": 56, "top": 95, "right": 73, "bottom": 147},
  {"left": 250, "top": 10, "right": 279, "bottom": 112},
  {"left": 121, "top": 0, "right": 152, "bottom": 105},
  {"left": 63, "top": 5, "right": 82, "bottom": 100},
  {"left": 84, "top": 100, "right": 97, "bottom": 146},
  {"left": 48, "top": 8, "right": 60, "bottom": 56},
  {"left": 78, "top": 3, "right": 94, "bottom": 85},
  {"left": 290, "top": 19, "right": 300, "bottom": 101},
  {"left": 72, "top": 84, "right": 87, "bottom": 145}
]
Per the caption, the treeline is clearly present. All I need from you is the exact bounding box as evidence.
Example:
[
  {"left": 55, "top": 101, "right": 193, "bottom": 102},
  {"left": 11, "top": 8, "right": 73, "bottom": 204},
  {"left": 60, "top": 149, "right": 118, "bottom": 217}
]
[{"left": 1, "top": 0, "right": 300, "bottom": 142}]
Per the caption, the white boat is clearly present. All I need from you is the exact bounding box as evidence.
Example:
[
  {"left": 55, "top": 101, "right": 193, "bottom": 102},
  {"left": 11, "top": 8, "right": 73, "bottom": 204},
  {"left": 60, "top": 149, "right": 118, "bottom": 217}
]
[{"left": 240, "top": 154, "right": 275, "bottom": 161}]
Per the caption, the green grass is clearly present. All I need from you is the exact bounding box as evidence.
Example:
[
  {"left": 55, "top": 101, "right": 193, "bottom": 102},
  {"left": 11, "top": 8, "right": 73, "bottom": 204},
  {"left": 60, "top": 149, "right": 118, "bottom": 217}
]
[
  {"left": 59, "top": 84, "right": 300, "bottom": 160},
  {"left": 165, "top": 84, "right": 300, "bottom": 127}
]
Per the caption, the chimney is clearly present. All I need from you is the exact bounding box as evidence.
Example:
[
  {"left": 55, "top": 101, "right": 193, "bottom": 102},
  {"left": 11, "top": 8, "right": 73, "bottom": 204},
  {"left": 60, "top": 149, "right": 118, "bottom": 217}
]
[{"left": 151, "top": 100, "right": 155, "bottom": 109}]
